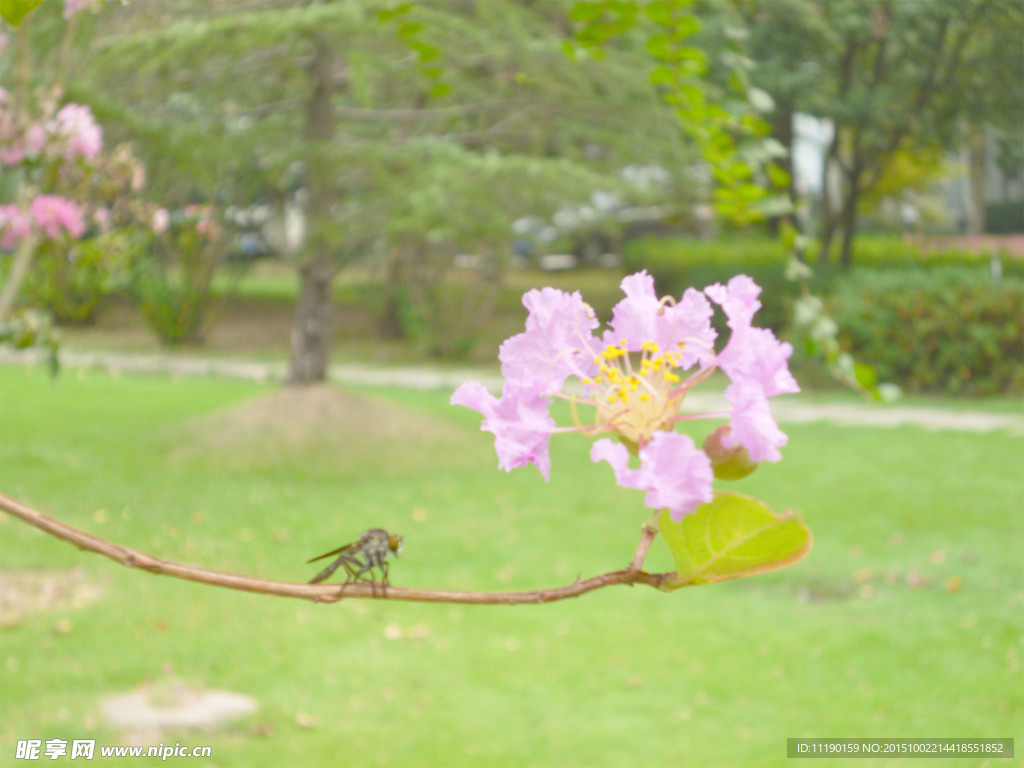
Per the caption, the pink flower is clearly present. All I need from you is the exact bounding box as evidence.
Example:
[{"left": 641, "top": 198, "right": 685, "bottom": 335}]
[
  {"left": 451, "top": 380, "right": 556, "bottom": 479},
  {"left": 603, "top": 272, "right": 716, "bottom": 369},
  {"left": 0, "top": 205, "right": 32, "bottom": 250},
  {"left": 723, "top": 381, "right": 789, "bottom": 463},
  {"left": 0, "top": 142, "right": 24, "bottom": 166},
  {"left": 63, "top": 0, "right": 105, "bottom": 19},
  {"left": 452, "top": 270, "right": 797, "bottom": 520},
  {"left": 53, "top": 103, "right": 102, "bottom": 160},
  {"left": 152, "top": 208, "right": 170, "bottom": 235},
  {"left": 93, "top": 207, "right": 112, "bottom": 233},
  {"left": 29, "top": 195, "right": 86, "bottom": 239},
  {"left": 24, "top": 124, "right": 47, "bottom": 157},
  {"left": 592, "top": 432, "right": 713, "bottom": 521},
  {"left": 707, "top": 275, "right": 798, "bottom": 398},
  {"left": 498, "top": 287, "right": 599, "bottom": 389},
  {"left": 705, "top": 275, "right": 799, "bottom": 460}
]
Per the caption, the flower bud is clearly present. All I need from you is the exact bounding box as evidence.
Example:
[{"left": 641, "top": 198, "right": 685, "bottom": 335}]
[{"left": 703, "top": 424, "right": 759, "bottom": 481}]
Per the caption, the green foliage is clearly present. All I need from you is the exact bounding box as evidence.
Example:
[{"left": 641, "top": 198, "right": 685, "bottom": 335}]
[
  {"left": 80, "top": 1, "right": 694, "bottom": 227},
  {"left": 0, "top": 0, "right": 43, "bottom": 26},
  {"left": 659, "top": 492, "right": 811, "bottom": 588},
  {"left": 985, "top": 202, "right": 1024, "bottom": 235},
  {"left": 569, "top": 0, "right": 790, "bottom": 225},
  {"left": 386, "top": 277, "right": 496, "bottom": 360},
  {"left": 723, "top": 0, "right": 1024, "bottom": 266},
  {"left": 23, "top": 230, "right": 135, "bottom": 324},
  {"left": 130, "top": 209, "right": 224, "bottom": 346},
  {"left": 829, "top": 268, "right": 1024, "bottom": 397},
  {"left": 0, "top": 308, "right": 58, "bottom": 374}
]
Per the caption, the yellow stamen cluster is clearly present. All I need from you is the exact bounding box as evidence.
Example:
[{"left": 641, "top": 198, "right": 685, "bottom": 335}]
[{"left": 579, "top": 339, "right": 687, "bottom": 445}]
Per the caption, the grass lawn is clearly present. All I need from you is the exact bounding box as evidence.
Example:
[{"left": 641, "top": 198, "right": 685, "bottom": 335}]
[{"left": 0, "top": 365, "right": 1021, "bottom": 767}]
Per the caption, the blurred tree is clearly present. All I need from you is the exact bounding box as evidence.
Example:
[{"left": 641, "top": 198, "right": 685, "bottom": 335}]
[
  {"left": 1, "top": 1, "right": 147, "bottom": 371},
  {"left": 44, "top": 0, "right": 699, "bottom": 381},
  {"left": 721, "top": 0, "right": 1024, "bottom": 267}
]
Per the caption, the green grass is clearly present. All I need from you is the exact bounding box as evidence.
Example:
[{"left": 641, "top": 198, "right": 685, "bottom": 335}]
[{"left": 1, "top": 366, "right": 1021, "bottom": 767}]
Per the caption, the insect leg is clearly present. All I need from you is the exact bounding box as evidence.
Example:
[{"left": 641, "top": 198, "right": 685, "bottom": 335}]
[{"left": 310, "top": 552, "right": 362, "bottom": 584}]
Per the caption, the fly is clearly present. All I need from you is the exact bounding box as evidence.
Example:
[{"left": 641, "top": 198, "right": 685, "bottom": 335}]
[{"left": 307, "top": 528, "right": 403, "bottom": 587}]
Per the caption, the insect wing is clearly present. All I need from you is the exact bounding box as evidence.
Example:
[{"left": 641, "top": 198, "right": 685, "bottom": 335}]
[{"left": 306, "top": 540, "right": 358, "bottom": 564}]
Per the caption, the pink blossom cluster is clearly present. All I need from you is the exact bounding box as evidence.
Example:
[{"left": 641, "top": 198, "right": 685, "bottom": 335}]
[
  {"left": 0, "top": 196, "right": 86, "bottom": 250},
  {"left": 63, "top": 0, "right": 107, "bottom": 18},
  {"left": 52, "top": 103, "right": 102, "bottom": 161},
  {"left": 183, "top": 204, "right": 221, "bottom": 240},
  {"left": 452, "top": 271, "right": 799, "bottom": 522},
  {"left": 0, "top": 89, "right": 102, "bottom": 168}
]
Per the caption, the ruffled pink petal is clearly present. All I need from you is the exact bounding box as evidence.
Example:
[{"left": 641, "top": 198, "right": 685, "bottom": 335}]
[
  {"left": 606, "top": 271, "right": 661, "bottom": 348},
  {"left": 636, "top": 432, "right": 714, "bottom": 521},
  {"left": 591, "top": 432, "right": 713, "bottom": 521},
  {"left": 705, "top": 274, "right": 762, "bottom": 331},
  {"left": 607, "top": 273, "right": 716, "bottom": 368},
  {"left": 724, "top": 381, "right": 788, "bottom": 463},
  {"left": 451, "top": 380, "right": 555, "bottom": 479},
  {"left": 717, "top": 326, "right": 799, "bottom": 398},
  {"left": 590, "top": 438, "right": 644, "bottom": 490},
  {"left": 499, "top": 287, "right": 598, "bottom": 390}
]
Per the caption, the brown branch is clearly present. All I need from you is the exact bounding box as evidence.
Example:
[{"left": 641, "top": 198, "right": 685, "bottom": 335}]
[
  {"left": 628, "top": 516, "right": 659, "bottom": 573},
  {"left": 0, "top": 492, "right": 676, "bottom": 606}
]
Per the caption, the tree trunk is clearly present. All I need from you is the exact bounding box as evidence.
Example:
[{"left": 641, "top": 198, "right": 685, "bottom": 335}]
[
  {"left": 966, "top": 127, "right": 987, "bottom": 236},
  {"left": 768, "top": 104, "right": 795, "bottom": 237},
  {"left": 0, "top": 235, "right": 37, "bottom": 324},
  {"left": 817, "top": 129, "right": 840, "bottom": 268},
  {"left": 837, "top": 169, "right": 863, "bottom": 269},
  {"left": 818, "top": 202, "right": 836, "bottom": 268},
  {"left": 379, "top": 251, "right": 409, "bottom": 340},
  {"left": 286, "top": 257, "right": 335, "bottom": 385},
  {"left": 285, "top": 32, "right": 338, "bottom": 385}
]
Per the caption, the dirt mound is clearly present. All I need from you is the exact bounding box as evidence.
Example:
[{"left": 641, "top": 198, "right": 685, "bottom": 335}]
[
  {"left": 0, "top": 567, "right": 106, "bottom": 625},
  {"left": 171, "top": 384, "right": 467, "bottom": 472}
]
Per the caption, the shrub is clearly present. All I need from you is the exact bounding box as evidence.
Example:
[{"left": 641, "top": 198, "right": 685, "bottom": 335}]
[
  {"left": 24, "top": 230, "right": 134, "bottom": 324},
  {"left": 622, "top": 234, "right": 1023, "bottom": 336},
  {"left": 829, "top": 268, "right": 1024, "bottom": 396},
  {"left": 985, "top": 201, "right": 1024, "bottom": 235},
  {"left": 131, "top": 206, "right": 223, "bottom": 346}
]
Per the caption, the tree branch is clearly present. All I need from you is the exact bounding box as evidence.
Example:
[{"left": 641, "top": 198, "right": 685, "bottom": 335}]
[
  {"left": 0, "top": 492, "right": 677, "bottom": 606},
  {"left": 0, "top": 235, "right": 37, "bottom": 324}
]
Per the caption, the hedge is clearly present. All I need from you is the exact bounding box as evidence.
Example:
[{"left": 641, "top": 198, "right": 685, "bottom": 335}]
[
  {"left": 622, "top": 235, "right": 1023, "bottom": 396},
  {"left": 829, "top": 268, "right": 1024, "bottom": 397}
]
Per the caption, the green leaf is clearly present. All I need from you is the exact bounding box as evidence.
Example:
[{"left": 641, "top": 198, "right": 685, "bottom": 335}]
[
  {"left": 659, "top": 492, "right": 812, "bottom": 588},
  {"left": 765, "top": 161, "right": 791, "bottom": 190},
  {"left": 854, "top": 361, "right": 878, "bottom": 392},
  {"left": 0, "top": 0, "right": 44, "bottom": 25},
  {"left": 569, "top": 1, "right": 603, "bottom": 23}
]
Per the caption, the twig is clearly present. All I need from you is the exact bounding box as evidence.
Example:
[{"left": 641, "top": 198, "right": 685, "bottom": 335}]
[
  {"left": 0, "top": 492, "right": 678, "bottom": 605},
  {"left": 0, "top": 233, "right": 37, "bottom": 324},
  {"left": 628, "top": 515, "right": 660, "bottom": 573}
]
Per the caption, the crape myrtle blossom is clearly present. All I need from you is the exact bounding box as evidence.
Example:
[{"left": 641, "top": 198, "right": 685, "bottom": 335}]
[
  {"left": 705, "top": 274, "right": 800, "bottom": 462},
  {"left": 452, "top": 271, "right": 799, "bottom": 522},
  {"left": 29, "top": 195, "right": 86, "bottom": 240},
  {"left": 0, "top": 205, "right": 32, "bottom": 250},
  {"left": 52, "top": 103, "right": 102, "bottom": 161},
  {"left": 1, "top": 196, "right": 86, "bottom": 250},
  {"left": 1, "top": 93, "right": 102, "bottom": 168}
]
